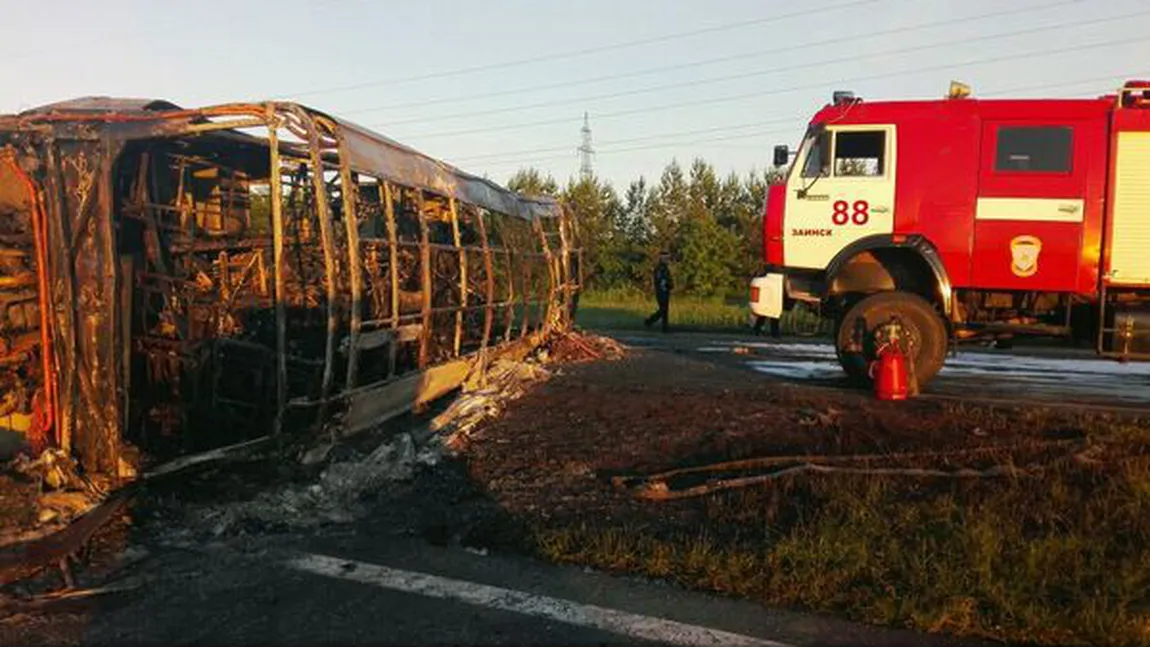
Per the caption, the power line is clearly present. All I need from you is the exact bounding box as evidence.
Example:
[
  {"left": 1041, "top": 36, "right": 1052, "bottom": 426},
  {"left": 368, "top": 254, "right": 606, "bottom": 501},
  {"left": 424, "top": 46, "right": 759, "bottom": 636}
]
[
  {"left": 371, "top": 8, "right": 1142, "bottom": 128},
  {"left": 472, "top": 127, "right": 810, "bottom": 171},
  {"left": 280, "top": 0, "right": 887, "bottom": 99},
  {"left": 344, "top": 0, "right": 1082, "bottom": 116},
  {"left": 455, "top": 73, "right": 1145, "bottom": 169},
  {"left": 455, "top": 72, "right": 1145, "bottom": 165},
  {"left": 395, "top": 35, "right": 1144, "bottom": 140},
  {"left": 460, "top": 66, "right": 1143, "bottom": 165},
  {"left": 454, "top": 117, "right": 801, "bottom": 163},
  {"left": 477, "top": 126, "right": 798, "bottom": 169},
  {"left": 982, "top": 74, "right": 1146, "bottom": 97}
]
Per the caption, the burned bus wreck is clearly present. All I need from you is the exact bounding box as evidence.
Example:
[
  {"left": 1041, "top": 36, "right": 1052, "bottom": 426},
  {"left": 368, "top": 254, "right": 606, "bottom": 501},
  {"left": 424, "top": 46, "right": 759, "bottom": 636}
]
[{"left": 0, "top": 98, "right": 579, "bottom": 478}]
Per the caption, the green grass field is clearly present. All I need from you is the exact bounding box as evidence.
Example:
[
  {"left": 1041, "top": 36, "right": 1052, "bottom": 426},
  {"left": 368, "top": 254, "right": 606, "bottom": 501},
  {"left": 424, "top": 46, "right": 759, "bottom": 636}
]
[
  {"left": 527, "top": 411, "right": 1150, "bottom": 646},
  {"left": 574, "top": 287, "right": 830, "bottom": 336}
]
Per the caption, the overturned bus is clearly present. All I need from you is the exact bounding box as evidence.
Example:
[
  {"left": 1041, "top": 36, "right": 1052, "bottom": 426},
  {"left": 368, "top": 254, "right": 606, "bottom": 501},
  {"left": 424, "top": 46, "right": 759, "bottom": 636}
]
[{"left": 0, "top": 98, "right": 579, "bottom": 477}]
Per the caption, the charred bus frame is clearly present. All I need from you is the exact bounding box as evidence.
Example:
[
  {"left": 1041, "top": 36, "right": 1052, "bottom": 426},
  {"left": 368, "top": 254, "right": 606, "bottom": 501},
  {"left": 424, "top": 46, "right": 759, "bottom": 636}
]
[{"left": 0, "top": 99, "right": 580, "bottom": 476}]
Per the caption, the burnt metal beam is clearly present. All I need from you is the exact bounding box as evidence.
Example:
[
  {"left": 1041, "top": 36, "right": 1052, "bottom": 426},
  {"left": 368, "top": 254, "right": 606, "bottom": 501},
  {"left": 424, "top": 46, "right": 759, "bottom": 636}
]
[{"left": 267, "top": 107, "right": 288, "bottom": 436}]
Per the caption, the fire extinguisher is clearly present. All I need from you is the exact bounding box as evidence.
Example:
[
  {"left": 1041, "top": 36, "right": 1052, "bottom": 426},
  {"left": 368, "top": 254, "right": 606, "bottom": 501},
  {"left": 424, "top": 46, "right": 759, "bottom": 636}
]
[{"left": 870, "top": 317, "right": 910, "bottom": 401}]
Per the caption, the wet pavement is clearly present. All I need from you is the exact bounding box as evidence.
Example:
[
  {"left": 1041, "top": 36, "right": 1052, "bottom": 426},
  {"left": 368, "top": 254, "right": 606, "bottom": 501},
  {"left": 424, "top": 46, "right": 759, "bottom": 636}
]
[{"left": 618, "top": 333, "right": 1150, "bottom": 410}]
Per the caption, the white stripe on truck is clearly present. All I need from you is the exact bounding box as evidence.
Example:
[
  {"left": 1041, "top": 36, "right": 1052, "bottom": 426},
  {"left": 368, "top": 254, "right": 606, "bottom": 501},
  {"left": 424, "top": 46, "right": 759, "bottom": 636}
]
[{"left": 975, "top": 197, "right": 1085, "bottom": 223}]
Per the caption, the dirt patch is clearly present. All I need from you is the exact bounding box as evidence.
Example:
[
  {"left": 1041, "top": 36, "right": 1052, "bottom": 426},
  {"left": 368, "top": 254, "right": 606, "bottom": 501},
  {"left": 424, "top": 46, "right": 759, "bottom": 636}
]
[
  {"left": 454, "top": 345, "right": 1150, "bottom": 645},
  {"left": 467, "top": 348, "right": 1095, "bottom": 525}
]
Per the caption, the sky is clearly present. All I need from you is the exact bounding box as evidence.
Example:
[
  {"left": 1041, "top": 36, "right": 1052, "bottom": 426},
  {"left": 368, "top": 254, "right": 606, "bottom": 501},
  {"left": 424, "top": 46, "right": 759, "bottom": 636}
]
[{"left": 1, "top": 0, "right": 1148, "bottom": 188}]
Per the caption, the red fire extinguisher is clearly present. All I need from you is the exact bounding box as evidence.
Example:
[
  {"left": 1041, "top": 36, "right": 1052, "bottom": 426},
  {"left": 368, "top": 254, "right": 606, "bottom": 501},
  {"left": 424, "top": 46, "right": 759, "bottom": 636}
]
[{"left": 870, "top": 317, "right": 910, "bottom": 401}]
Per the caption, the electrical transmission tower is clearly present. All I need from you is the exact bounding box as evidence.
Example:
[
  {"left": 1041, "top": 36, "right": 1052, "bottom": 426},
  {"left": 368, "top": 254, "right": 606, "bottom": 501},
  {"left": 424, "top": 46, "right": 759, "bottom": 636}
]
[{"left": 578, "top": 112, "right": 595, "bottom": 181}]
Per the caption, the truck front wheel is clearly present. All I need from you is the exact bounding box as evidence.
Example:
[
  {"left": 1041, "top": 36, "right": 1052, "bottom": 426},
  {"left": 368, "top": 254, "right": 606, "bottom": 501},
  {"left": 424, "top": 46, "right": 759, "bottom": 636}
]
[{"left": 834, "top": 292, "right": 948, "bottom": 389}]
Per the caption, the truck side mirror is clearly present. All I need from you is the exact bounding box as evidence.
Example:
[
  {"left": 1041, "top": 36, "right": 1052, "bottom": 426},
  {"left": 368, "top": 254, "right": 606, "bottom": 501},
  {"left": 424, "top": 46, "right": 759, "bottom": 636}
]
[{"left": 773, "top": 145, "right": 789, "bottom": 168}]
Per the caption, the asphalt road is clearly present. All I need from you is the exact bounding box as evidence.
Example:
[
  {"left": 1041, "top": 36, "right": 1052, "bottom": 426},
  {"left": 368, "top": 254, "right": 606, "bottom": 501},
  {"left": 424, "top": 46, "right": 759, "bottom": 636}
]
[
  {"left": 615, "top": 331, "right": 1150, "bottom": 411},
  {"left": 61, "top": 534, "right": 973, "bottom": 647}
]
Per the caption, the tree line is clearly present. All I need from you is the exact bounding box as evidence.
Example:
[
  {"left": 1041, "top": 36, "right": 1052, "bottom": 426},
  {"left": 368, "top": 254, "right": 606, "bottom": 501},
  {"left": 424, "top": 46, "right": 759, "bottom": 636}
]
[{"left": 508, "top": 159, "right": 781, "bottom": 297}]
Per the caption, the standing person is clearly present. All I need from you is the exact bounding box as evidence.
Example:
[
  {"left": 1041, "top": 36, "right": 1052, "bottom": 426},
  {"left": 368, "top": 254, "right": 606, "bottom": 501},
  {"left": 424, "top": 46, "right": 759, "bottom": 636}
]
[
  {"left": 644, "top": 252, "right": 673, "bottom": 333},
  {"left": 752, "top": 315, "right": 782, "bottom": 338}
]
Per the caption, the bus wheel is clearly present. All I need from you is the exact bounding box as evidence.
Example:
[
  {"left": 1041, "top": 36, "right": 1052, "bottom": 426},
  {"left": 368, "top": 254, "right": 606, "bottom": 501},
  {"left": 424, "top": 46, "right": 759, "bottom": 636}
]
[{"left": 834, "top": 292, "right": 948, "bottom": 389}]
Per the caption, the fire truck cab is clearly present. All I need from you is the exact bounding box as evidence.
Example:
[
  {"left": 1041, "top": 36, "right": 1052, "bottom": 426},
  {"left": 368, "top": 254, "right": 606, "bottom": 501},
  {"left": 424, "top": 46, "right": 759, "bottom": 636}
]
[{"left": 751, "top": 81, "right": 1150, "bottom": 388}]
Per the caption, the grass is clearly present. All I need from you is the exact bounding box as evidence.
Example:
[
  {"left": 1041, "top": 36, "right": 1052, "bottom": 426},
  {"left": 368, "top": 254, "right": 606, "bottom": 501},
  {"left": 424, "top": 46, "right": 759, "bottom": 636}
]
[
  {"left": 526, "top": 417, "right": 1150, "bottom": 646},
  {"left": 575, "top": 287, "right": 830, "bottom": 336}
]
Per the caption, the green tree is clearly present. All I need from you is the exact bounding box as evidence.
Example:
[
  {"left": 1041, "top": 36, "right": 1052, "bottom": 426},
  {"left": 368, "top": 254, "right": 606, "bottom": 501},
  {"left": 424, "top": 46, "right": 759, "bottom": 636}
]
[
  {"left": 502, "top": 158, "right": 786, "bottom": 298},
  {"left": 642, "top": 160, "right": 688, "bottom": 281},
  {"left": 616, "top": 178, "right": 651, "bottom": 287},
  {"left": 686, "top": 158, "right": 721, "bottom": 223},
  {"left": 619, "top": 178, "right": 650, "bottom": 245},
  {"left": 507, "top": 168, "right": 559, "bottom": 197},
  {"left": 676, "top": 214, "right": 741, "bottom": 295},
  {"left": 675, "top": 159, "right": 742, "bottom": 295},
  {"left": 561, "top": 175, "right": 622, "bottom": 289}
]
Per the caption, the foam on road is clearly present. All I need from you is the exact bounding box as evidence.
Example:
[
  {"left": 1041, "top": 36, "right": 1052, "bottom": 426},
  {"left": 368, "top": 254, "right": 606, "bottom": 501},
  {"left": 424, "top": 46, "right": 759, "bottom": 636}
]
[{"left": 617, "top": 332, "right": 1150, "bottom": 406}]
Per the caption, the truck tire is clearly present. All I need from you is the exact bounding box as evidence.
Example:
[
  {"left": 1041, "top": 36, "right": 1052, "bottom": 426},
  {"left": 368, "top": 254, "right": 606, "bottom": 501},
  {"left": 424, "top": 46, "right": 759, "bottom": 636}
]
[{"left": 834, "top": 292, "right": 948, "bottom": 389}]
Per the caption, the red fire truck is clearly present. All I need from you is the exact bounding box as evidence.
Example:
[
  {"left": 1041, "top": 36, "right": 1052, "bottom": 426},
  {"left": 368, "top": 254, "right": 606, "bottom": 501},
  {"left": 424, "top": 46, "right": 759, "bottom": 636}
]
[{"left": 750, "top": 80, "right": 1150, "bottom": 388}]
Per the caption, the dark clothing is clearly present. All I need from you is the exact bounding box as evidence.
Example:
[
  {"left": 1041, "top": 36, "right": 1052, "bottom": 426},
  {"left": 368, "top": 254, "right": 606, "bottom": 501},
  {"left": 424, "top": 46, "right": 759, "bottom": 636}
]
[
  {"left": 645, "top": 260, "right": 673, "bottom": 332},
  {"left": 645, "top": 292, "right": 670, "bottom": 333},
  {"left": 753, "top": 315, "right": 781, "bottom": 338},
  {"left": 653, "top": 261, "right": 673, "bottom": 295}
]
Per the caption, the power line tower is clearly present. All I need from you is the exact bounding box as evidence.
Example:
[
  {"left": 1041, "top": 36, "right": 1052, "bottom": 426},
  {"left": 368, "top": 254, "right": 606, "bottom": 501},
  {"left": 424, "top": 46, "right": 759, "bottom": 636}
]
[{"left": 578, "top": 112, "right": 595, "bottom": 181}]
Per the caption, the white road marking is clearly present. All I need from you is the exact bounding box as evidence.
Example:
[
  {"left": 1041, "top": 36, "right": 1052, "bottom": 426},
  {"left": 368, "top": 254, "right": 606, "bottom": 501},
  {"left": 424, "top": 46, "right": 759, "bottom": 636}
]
[{"left": 287, "top": 553, "right": 793, "bottom": 647}]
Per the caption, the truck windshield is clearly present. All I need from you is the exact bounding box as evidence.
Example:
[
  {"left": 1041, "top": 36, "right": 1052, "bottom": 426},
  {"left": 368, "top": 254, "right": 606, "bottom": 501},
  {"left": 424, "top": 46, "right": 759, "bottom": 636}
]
[{"left": 801, "top": 128, "right": 831, "bottom": 179}]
